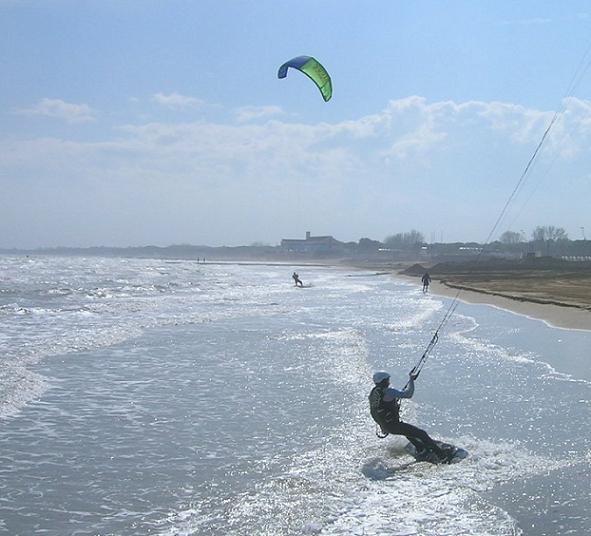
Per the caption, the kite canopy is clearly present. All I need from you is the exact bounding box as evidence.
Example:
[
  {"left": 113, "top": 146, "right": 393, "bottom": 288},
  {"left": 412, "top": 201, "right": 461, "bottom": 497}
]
[{"left": 277, "top": 55, "right": 332, "bottom": 102}]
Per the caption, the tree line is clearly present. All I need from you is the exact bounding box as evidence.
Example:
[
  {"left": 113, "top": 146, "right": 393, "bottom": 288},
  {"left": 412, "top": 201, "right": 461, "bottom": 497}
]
[
  {"left": 499, "top": 226, "right": 569, "bottom": 244},
  {"left": 380, "top": 225, "right": 577, "bottom": 249}
]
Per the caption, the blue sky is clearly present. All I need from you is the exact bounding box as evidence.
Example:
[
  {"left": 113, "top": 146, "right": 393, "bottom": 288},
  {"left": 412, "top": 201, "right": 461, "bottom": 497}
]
[{"left": 2, "top": 1, "right": 591, "bottom": 247}]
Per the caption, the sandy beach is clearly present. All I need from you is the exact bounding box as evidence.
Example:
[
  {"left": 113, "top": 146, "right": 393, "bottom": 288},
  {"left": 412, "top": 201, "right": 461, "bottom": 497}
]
[{"left": 399, "top": 273, "right": 591, "bottom": 331}]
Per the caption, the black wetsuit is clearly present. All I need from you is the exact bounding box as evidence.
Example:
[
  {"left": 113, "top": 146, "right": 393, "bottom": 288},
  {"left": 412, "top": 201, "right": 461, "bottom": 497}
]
[{"left": 369, "top": 378, "right": 445, "bottom": 458}]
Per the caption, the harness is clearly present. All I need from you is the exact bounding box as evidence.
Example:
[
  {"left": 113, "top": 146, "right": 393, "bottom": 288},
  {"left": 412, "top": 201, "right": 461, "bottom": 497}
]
[{"left": 369, "top": 385, "right": 400, "bottom": 438}]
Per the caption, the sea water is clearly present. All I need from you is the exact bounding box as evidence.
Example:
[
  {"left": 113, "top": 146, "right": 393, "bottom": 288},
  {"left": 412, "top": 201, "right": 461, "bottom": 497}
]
[{"left": 0, "top": 255, "right": 590, "bottom": 535}]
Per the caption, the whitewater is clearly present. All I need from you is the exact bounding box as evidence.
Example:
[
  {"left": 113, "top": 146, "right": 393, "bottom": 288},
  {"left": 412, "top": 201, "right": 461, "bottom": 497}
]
[{"left": 0, "top": 255, "right": 590, "bottom": 535}]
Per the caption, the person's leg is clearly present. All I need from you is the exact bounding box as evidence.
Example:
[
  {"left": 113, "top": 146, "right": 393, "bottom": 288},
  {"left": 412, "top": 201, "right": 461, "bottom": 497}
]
[
  {"left": 390, "top": 422, "right": 445, "bottom": 458},
  {"left": 406, "top": 436, "right": 427, "bottom": 452},
  {"left": 383, "top": 422, "right": 424, "bottom": 451}
]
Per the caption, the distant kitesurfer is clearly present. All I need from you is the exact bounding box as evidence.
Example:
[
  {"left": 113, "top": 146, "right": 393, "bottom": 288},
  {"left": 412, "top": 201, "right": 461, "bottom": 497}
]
[
  {"left": 421, "top": 272, "right": 431, "bottom": 293},
  {"left": 369, "top": 371, "right": 448, "bottom": 461},
  {"left": 292, "top": 271, "right": 304, "bottom": 287}
]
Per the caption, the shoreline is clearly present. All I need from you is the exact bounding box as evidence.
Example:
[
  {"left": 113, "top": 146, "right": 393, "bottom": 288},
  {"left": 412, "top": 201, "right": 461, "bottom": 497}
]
[{"left": 397, "top": 273, "right": 591, "bottom": 331}]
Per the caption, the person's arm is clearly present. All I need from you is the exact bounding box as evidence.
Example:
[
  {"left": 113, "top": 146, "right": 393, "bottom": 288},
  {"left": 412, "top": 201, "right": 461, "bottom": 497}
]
[
  {"left": 383, "top": 376, "right": 415, "bottom": 401},
  {"left": 398, "top": 376, "right": 415, "bottom": 398}
]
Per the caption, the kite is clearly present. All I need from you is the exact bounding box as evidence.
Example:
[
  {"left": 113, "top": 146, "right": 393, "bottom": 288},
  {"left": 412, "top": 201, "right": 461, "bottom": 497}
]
[{"left": 277, "top": 56, "right": 332, "bottom": 102}]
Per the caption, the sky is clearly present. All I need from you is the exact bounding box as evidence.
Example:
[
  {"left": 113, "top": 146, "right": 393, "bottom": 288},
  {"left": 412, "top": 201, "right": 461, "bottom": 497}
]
[{"left": 2, "top": 1, "right": 591, "bottom": 248}]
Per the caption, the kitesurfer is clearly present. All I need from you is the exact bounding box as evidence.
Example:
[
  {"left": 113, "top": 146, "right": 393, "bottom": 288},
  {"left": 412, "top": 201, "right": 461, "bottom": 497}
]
[
  {"left": 421, "top": 272, "right": 431, "bottom": 293},
  {"left": 292, "top": 272, "right": 304, "bottom": 287},
  {"left": 369, "top": 371, "right": 448, "bottom": 461}
]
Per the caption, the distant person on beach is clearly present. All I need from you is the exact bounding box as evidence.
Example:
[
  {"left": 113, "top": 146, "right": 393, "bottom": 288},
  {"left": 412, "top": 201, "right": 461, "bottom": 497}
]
[
  {"left": 369, "top": 371, "right": 447, "bottom": 460},
  {"left": 421, "top": 272, "right": 431, "bottom": 293},
  {"left": 292, "top": 272, "right": 303, "bottom": 287}
]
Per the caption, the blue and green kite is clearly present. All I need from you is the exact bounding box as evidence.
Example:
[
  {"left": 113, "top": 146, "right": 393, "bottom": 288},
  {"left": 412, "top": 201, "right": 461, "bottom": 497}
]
[{"left": 277, "top": 56, "right": 332, "bottom": 102}]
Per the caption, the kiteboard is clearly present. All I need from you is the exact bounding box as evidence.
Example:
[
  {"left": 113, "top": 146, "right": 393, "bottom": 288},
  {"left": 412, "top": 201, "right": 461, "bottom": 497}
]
[{"left": 404, "top": 440, "right": 468, "bottom": 464}]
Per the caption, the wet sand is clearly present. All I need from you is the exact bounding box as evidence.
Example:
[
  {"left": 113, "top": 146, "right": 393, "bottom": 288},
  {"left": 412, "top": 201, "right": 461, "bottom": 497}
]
[{"left": 399, "top": 274, "right": 591, "bottom": 331}]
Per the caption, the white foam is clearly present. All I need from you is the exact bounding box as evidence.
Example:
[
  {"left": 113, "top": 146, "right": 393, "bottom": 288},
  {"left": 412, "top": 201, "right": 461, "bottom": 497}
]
[
  {"left": 0, "top": 361, "right": 49, "bottom": 420},
  {"left": 152, "top": 312, "right": 574, "bottom": 536},
  {"left": 2, "top": 256, "right": 588, "bottom": 535},
  {"left": 380, "top": 291, "right": 443, "bottom": 333},
  {"left": 1, "top": 256, "right": 302, "bottom": 419},
  {"left": 158, "top": 428, "right": 569, "bottom": 536},
  {"left": 447, "top": 313, "right": 591, "bottom": 386}
]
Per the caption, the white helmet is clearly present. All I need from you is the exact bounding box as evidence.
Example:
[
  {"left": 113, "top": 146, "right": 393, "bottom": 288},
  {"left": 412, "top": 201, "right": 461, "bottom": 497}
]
[{"left": 372, "top": 371, "right": 390, "bottom": 384}]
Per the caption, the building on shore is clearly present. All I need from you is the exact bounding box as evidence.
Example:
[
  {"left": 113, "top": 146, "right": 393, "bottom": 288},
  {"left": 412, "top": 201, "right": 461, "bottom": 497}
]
[{"left": 281, "top": 231, "right": 343, "bottom": 255}]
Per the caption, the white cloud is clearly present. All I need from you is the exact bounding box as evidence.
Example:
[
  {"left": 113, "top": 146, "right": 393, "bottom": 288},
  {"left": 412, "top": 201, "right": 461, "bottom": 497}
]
[
  {"left": 10, "top": 96, "right": 590, "bottom": 175},
  {"left": 151, "top": 92, "right": 205, "bottom": 110},
  {"left": 5, "top": 95, "right": 591, "bottom": 246},
  {"left": 385, "top": 124, "right": 447, "bottom": 160},
  {"left": 17, "top": 98, "right": 96, "bottom": 123},
  {"left": 234, "top": 105, "right": 284, "bottom": 122},
  {"left": 9, "top": 95, "right": 588, "bottom": 184}
]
